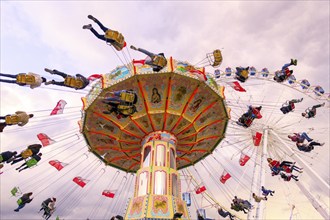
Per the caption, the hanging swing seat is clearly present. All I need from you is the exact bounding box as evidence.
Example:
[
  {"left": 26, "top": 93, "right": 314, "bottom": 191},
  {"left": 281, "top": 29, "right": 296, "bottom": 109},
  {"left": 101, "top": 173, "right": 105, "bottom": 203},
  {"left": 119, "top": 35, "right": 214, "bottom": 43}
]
[
  {"left": 5, "top": 115, "right": 19, "bottom": 125},
  {"left": 26, "top": 157, "right": 39, "bottom": 168},
  {"left": 11, "top": 186, "right": 22, "bottom": 197},
  {"left": 64, "top": 76, "right": 84, "bottom": 89},
  {"left": 105, "top": 30, "right": 125, "bottom": 51},
  {"left": 16, "top": 74, "right": 36, "bottom": 84}
]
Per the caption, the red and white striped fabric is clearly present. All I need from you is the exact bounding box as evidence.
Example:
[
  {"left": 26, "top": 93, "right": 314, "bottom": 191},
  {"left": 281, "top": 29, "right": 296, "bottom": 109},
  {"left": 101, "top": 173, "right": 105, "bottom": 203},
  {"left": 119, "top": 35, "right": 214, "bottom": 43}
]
[
  {"left": 228, "top": 81, "right": 246, "bottom": 92},
  {"left": 102, "top": 190, "right": 115, "bottom": 198},
  {"left": 195, "top": 186, "right": 206, "bottom": 194},
  {"left": 49, "top": 160, "right": 67, "bottom": 171},
  {"left": 87, "top": 74, "right": 103, "bottom": 82},
  {"left": 220, "top": 171, "right": 231, "bottom": 184},
  {"left": 50, "top": 100, "right": 67, "bottom": 115},
  {"left": 133, "top": 59, "right": 146, "bottom": 66},
  {"left": 37, "top": 133, "right": 55, "bottom": 147},
  {"left": 73, "top": 176, "right": 87, "bottom": 188},
  {"left": 239, "top": 154, "right": 251, "bottom": 166},
  {"left": 253, "top": 132, "right": 263, "bottom": 146}
]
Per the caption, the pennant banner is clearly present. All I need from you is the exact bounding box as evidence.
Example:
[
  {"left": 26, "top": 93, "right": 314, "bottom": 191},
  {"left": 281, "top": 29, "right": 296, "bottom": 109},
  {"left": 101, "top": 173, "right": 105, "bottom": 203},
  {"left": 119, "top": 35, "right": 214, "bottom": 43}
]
[
  {"left": 37, "top": 133, "right": 55, "bottom": 147},
  {"left": 51, "top": 100, "right": 67, "bottom": 115},
  {"left": 228, "top": 81, "right": 246, "bottom": 92},
  {"left": 49, "top": 160, "right": 67, "bottom": 171}
]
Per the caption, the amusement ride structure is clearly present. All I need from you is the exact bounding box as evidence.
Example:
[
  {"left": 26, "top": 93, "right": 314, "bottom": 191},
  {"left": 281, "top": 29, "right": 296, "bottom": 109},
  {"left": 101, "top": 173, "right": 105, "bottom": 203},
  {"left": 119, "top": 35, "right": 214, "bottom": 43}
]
[{"left": 1, "top": 15, "right": 329, "bottom": 220}]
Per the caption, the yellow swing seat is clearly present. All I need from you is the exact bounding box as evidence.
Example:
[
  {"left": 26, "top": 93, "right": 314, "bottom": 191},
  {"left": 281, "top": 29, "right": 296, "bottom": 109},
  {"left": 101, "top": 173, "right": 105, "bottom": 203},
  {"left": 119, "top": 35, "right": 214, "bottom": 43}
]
[
  {"left": 16, "top": 74, "right": 36, "bottom": 84},
  {"left": 212, "top": 49, "right": 223, "bottom": 67},
  {"left": 152, "top": 56, "right": 167, "bottom": 67},
  {"left": 105, "top": 30, "right": 125, "bottom": 51},
  {"left": 64, "top": 76, "right": 84, "bottom": 89},
  {"left": 5, "top": 115, "right": 19, "bottom": 125}
]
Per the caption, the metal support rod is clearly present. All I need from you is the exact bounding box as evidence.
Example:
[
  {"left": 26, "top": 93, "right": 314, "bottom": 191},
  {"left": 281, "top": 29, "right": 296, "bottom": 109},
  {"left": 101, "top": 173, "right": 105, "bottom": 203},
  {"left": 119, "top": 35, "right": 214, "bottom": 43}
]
[
  {"left": 270, "top": 130, "right": 330, "bottom": 219},
  {"left": 247, "top": 149, "right": 260, "bottom": 220},
  {"left": 295, "top": 181, "right": 329, "bottom": 219},
  {"left": 289, "top": 205, "right": 295, "bottom": 220},
  {"left": 255, "top": 129, "right": 268, "bottom": 219}
]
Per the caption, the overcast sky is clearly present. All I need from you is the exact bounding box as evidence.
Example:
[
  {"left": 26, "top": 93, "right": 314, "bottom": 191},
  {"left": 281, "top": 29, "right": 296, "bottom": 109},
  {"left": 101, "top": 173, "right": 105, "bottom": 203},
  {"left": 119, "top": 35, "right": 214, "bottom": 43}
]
[{"left": 1, "top": 1, "right": 329, "bottom": 220}]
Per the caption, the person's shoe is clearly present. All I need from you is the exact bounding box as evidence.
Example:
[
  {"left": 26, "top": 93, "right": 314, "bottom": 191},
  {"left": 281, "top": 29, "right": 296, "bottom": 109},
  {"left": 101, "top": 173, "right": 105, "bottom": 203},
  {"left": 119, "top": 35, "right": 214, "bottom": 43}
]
[
  {"left": 15, "top": 167, "right": 19, "bottom": 170},
  {"left": 82, "top": 24, "right": 92, "bottom": 30},
  {"left": 87, "top": 15, "right": 97, "bottom": 21},
  {"left": 298, "top": 170, "right": 303, "bottom": 173},
  {"left": 130, "top": 45, "right": 137, "bottom": 50},
  {"left": 14, "top": 209, "right": 19, "bottom": 212},
  {"left": 293, "top": 59, "right": 297, "bottom": 66},
  {"left": 299, "top": 98, "right": 303, "bottom": 102},
  {"left": 290, "top": 59, "right": 297, "bottom": 66},
  {"left": 320, "top": 142, "right": 325, "bottom": 146},
  {"left": 321, "top": 102, "right": 325, "bottom": 107},
  {"left": 44, "top": 68, "right": 54, "bottom": 74}
]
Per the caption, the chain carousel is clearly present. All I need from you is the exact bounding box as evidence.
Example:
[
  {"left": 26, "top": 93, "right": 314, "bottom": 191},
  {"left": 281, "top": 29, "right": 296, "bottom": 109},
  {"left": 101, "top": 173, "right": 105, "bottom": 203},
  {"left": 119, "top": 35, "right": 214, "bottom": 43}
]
[{"left": 80, "top": 53, "right": 230, "bottom": 219}]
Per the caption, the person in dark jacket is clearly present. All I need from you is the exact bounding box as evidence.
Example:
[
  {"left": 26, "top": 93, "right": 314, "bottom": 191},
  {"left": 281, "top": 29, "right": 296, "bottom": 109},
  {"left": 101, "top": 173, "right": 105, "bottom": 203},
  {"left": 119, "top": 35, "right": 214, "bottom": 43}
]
[
  {"left": 0, "top": 151, "right": 17, "bottom": 164},
  {"left": 296, "top": 141, "right": 324, "bottom": 152},
  {"left": 14, "top": 192, "right": 33, "bottom": 212},
  {"left": 218, "top": 208, "right": 235, "bottom": 220},
  {"left": 39, "top": 197, "right": 56, "bottom": 220},
  {"left": 280, "top": 98, "right": 303, "bottom": 114},
  {"left": 302, "top": 103, "right": 325, "bottom": 118},
  {"left": 83, "top": 15, "right": 126, "bottom": 51}
]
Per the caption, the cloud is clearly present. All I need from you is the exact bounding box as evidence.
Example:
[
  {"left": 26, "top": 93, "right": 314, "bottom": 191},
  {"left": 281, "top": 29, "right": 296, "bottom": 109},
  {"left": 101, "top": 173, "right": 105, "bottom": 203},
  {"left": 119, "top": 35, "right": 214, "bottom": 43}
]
[{"left": 1, "top": 1, "right": 329, "bottom": 220}]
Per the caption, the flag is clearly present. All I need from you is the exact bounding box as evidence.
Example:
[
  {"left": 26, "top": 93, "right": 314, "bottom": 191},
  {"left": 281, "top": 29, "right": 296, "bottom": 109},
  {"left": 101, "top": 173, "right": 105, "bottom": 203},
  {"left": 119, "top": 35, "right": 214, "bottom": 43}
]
[
  {"left": 51, "top": 100, "right": 67, "bottom": 115},
  {"left": 239, "top": 154, "right": 251, "bottom": 166},
  {"left": 228, "top": 81, "right": 246, "bottom": 92},
  {"left": 87, "top": 74, "right": 103, "bottom": 82},
  {"left": 73, "top": 176, "right": 87, "bottom": 188},
  {"left": 37, "top": 133, "right": 55, "bottom": 147},
  {"left": 102, "top": 190, "right": 115, "bottom": 198},
  {"left": 49, "top": 160, "right": 67, "bottom": 171},
  {"left": 253, "top": 132, "right": 262, "bottom": 146},
  {"left": 220, "top": 172, "right": 231, "bottom": 184},
  {"left": 195, "top": 186, "right": 206, "bottom": 194}
]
